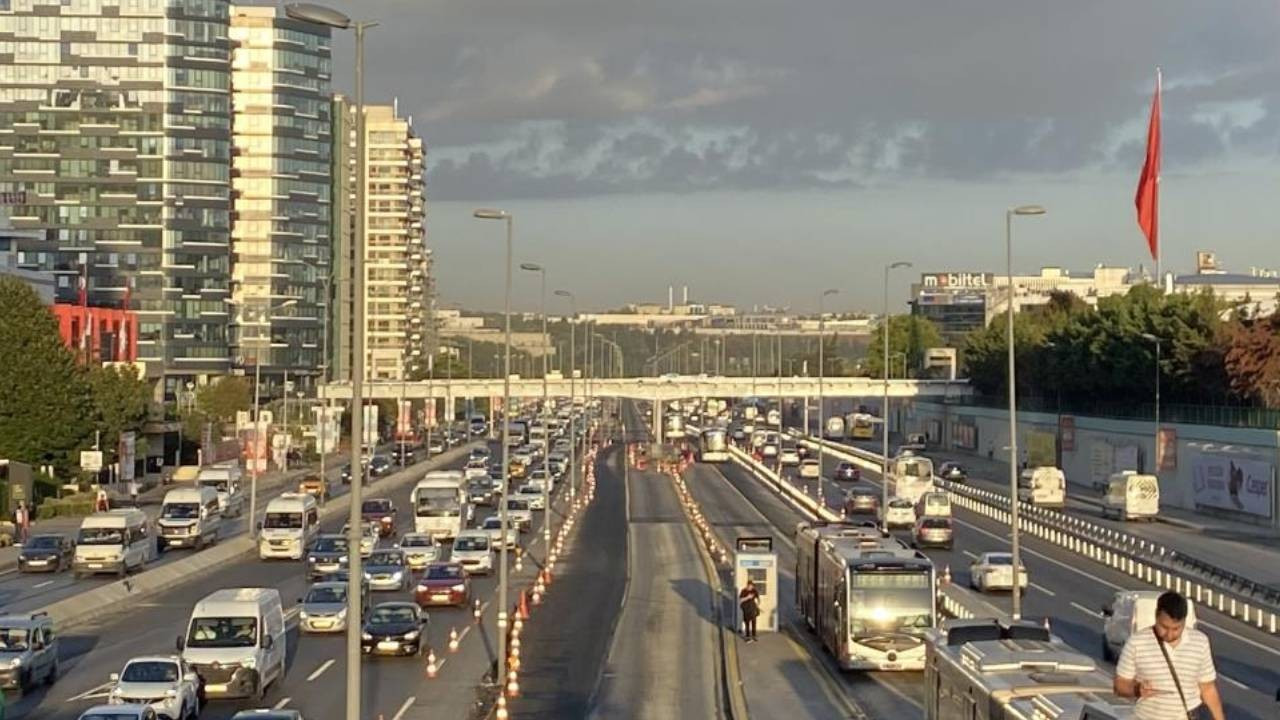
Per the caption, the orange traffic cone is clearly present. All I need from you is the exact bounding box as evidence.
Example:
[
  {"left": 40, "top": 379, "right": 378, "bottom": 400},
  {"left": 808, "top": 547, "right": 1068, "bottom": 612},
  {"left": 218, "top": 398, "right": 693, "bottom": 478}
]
[
  {"left": 426, "top": 650, "right": 438, "bottom": 678},
  {"left": 518, "top": 590, "right": 531, "bottom": 620},
  {"left": 448, "top": 627, "right": 459, "bottom": 652}
]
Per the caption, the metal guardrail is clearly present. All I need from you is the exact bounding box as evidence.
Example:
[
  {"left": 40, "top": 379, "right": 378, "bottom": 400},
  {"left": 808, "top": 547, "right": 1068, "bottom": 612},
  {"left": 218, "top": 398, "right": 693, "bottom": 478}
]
[{"left": 795, "top": 433, "right": 1280, "bottom": 635}]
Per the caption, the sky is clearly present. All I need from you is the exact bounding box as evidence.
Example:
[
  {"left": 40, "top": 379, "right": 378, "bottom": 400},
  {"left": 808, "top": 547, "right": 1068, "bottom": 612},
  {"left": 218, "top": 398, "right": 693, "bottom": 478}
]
[{"left": 318, "top": 0, "right": 1280, "bottom": 313}]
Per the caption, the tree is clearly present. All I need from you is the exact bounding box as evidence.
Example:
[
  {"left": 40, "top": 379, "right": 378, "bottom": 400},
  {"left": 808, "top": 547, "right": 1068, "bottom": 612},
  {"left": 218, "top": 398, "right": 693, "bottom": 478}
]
[
  {"left": 85, "top": 365, "right": 151, "bottom": 458},
  {"left": 864, "top": 315, "right": 944, "bottom": 378},
  {"left": 1223, "top": 313, "right": 1280, "bottom": 406},
  {"left": 0, "top": 277, "right": 93, "bottom": 471},
  {"left": 196, "top": 376, "right": 251, "bottom": 423}
]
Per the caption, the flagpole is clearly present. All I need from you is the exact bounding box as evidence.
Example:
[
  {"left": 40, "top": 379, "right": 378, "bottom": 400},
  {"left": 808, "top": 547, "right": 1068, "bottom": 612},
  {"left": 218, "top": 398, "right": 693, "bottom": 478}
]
[{"left": 1155, "top": 67, "right": 1162, "bottom": 290}]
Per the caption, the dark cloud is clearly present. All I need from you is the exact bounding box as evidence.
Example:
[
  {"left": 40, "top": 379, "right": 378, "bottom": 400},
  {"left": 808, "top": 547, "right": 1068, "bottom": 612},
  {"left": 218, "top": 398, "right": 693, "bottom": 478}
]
[{"left": 318, "top": 0, "right": 1280, "bottom": 199}]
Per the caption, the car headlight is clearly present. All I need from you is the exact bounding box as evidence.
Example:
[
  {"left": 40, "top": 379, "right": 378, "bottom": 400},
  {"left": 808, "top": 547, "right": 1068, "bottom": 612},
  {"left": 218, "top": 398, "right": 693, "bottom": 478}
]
[
  {"left": 337, "top": 607, "right": 348, "bottom": 619},
  {"left": 241, "top": 656, "right": 256, "bottom": 669},
  {"left": 391, "top": 571, "right": 403, "bottom": 581},
  {"left": 363, "top": 572, "right": 372, "bottom": 580},
  {"left": 166, "top": 688, "right": 178, "bottom": 697},
  {"left": 300, "top": 610, "right": 309, "bottom": 620},
  {"left": 308, "top": 556, "right": 318, "bottom": 563},
  {"left": 403, "top": 630, "right": 419, "bottom": 640},
  {"left": 111, "top": 687, "right": 122, "bottom": 696},
  {"left": 9, "top": 657, "right": 21, "bottom": 668},
  {"left": 381, "top": 516, "right": 392, "bottom": 523},
  {"left": 362, "top": 632, "right": 373, "bottom": 641},
  {"left": 451, "top": 583, "right": 466, "bottom": 592}
]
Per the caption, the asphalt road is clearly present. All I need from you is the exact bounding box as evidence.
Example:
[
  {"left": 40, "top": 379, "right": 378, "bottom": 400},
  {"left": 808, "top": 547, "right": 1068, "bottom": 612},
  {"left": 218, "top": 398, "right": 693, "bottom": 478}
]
[{"left": 15, "top": 437, "right": 574, "bottom": 720}]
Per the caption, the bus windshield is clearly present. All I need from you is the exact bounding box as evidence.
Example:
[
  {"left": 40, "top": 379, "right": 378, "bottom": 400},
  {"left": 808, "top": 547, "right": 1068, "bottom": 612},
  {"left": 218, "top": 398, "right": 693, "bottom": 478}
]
[
  {"left": 847, "top": 571, "right": 934, "bottom": 636},
  {"left": 263, "top": 512, "right": 303, "bottom": 529},
  {"left": 415, "top": 489, "right": 460, "bottom": 517}
]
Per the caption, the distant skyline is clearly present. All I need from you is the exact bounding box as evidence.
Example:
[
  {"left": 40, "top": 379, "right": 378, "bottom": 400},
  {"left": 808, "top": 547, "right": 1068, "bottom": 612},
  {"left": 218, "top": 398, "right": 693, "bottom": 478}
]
[{"left": 318, "top": 0, "right": 1280, "bottom": 313}]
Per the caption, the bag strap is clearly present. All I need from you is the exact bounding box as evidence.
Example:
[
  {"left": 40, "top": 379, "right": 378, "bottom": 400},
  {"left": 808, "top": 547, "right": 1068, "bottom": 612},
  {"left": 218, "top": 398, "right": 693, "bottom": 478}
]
[{"left": 1152, "top": 626, "right": 1191, "bottom": 715}]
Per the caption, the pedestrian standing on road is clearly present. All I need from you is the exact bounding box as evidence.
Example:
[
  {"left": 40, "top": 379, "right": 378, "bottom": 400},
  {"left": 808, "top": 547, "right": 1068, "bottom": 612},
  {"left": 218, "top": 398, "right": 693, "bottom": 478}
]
[
  {"left": 739, "top": 580, "right": 760, "bottom": 643},
  {"left": 128, "top": 479, "right": 140, "bottom": 506},
  {"left": 13, "top": 502, "right": 28, "bottom": 545},
  {"left": 1114, "top": 590, "right": 1226, "bottom": 720},
  {"left": 95, "top": 488, "right": 109, "bottom": 512}
]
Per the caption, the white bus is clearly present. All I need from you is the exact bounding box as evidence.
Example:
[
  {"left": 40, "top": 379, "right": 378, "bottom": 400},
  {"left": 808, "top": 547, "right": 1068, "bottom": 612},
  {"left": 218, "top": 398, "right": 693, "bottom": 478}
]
[
  {"left": 796, "top": 521, "right": 936, "bottom": 671},
  {"left": 891, "top": 455, "right": 935, "bottom": 504},
  {"left": 847, "top": 413, "right": 875, "bottom": 440},
  {"left": 699, "top": 428, "right": 729, "bottom": 463},
  {"left": 824, "top": 415, "right": 845, "bottom": 439},
  {"left": 664, "top": 412, "right": 685, "bottom": 439},
  {"left": 412, "top": 471, "right": 469, "bottom": 540}
]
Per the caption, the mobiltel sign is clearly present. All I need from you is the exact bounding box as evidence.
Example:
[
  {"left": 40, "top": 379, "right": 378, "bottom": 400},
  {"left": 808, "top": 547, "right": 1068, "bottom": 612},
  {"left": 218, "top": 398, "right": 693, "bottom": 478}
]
[{"left": 921, "top": 272, "right": 994, "bottom": 289}]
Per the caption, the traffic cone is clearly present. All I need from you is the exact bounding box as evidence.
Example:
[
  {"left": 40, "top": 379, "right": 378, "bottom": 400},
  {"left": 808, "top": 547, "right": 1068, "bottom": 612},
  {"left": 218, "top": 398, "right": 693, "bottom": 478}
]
[
  {"left": 426, "top": 650, "right": 438, "bottom": 678},
  {"left": 496, "top": 696, "right": 509, "bottom": 720},
  {"left": 473, "top": 599, "right": 483, "bottom": 621},
  {"left": 448, "top": 627, "right": 459, "bottom": 652},
  {"left": 942, "top": 565, "right": 951, "bottom": 585},
  {"left": 518, "top": 590, "right": 531, "bottom": 620}
]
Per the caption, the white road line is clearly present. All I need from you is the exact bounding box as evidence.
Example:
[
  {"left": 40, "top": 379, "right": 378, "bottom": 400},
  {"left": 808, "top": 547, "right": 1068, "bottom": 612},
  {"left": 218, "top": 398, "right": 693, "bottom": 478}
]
[
  {"left": 436, "top": 657, "right": 448, "bottom": 673},
  {"left": 0, "top": 568, "right": 16, "bottom": 577},
  {"left": 306, "top": 659, "right": 334, "bottom": 681},
  {"left": 391, "top": 696, "right": 415, "bottom": 720},
  {"left": 457, "top": 625, "right": 472, "bottom": 643},
  {"left": 272, "top": 696, "right": 291, "bottom": 709},
  {"left": 65, "top": 682, "right": 114, "bottom": 703},
  {"left": 1197, "top": 620, "right": 1280, "bottom": 661},
  {"left": 1220, "top": 674, "right": 1249, "bottom": 691},
  {"left": 1030, "top": 582, "right": 1056, "bottom": 597},
  {"left": 1070, "top": 601, "right": 1103, "bottom": 619},
  {"left": 961, "top": 550, "right": 979, "bottom": 560},
  {"left": 33, "top": 580, "right": 54, "bottom": 589}
]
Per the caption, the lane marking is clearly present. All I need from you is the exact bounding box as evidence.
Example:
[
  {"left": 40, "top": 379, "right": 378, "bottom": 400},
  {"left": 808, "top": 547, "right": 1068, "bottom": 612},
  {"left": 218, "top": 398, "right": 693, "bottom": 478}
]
[
  {"left": 436, "top": 657, "right": 448, "bottom": 673},
  {"left": 65, "top": 682, "right": 114, "bottom": 703},
  {"left": 1070, "top": 601, "right": 1103, "bottom": 619},
  {"left": 273, "top": 696, "right": 291, "bottom": 709},
  {"left": 33, "top": 580, "right": 54, "bottom": 589},
  {"left": 961, "top": 550, "right": 979, "bottom": 560},
  {"left": 1220, "top": 674, "right": 1249, "bottom": 691},
  {"left": 306, "top": 659, "right": 334, "bottom": 681},
  {"left": 391, "top": 696, "right": 415, "bottom": 720},
  {"left": 1030, "top": 582, "right": 1056, "bottom": 597}
]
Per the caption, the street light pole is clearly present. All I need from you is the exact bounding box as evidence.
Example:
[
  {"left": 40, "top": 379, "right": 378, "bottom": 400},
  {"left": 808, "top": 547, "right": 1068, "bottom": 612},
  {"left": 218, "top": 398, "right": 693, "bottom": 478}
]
[
  {"left": 520, "top": 262, "right": 551, "bottom": 547},
  {"left": 1141, "top": 333, "right": 1162, "bottom": 474},
  {"left": 882, "top": 261, "right": 911, "bottom": 531},
  {"left": 474, "top": 207, "right": 514, "bottom": 697},
  {"left": 1006, "top": 204, "right": 1046, "bottom": 620},
  {"left": 555, "top": 290, "right": 576, "bottom": 499},
  {"left": 817, "top": 289, "right": 837, "bottom": 508}
]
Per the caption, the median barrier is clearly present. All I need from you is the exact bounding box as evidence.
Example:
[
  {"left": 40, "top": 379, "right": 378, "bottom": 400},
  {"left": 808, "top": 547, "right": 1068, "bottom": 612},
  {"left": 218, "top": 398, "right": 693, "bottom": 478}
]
[{"left": 43, "top": 443, "right": 480, "bottom": 631}]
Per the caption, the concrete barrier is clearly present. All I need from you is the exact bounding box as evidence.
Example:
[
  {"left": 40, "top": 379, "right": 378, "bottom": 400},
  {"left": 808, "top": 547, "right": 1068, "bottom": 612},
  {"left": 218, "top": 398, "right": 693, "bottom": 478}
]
[{"left": 43, "top": 443, "right": 480, "bottom": 631}]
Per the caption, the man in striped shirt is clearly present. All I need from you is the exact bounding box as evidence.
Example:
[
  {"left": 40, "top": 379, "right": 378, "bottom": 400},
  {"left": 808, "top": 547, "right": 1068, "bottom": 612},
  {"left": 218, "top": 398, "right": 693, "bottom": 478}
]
[{"left": 1114, "top": 591, "right": 1226, "bottom": 720}]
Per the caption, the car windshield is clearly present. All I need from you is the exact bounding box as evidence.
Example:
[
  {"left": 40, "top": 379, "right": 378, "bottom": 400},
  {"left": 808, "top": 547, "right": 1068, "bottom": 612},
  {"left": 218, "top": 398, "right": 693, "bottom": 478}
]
[
  {"left": 162, "top": 502, "right": 200, "bottom": 519},
  {"left": 25, "top": 536, "right": 60, "bottom": 549},
  {"left": 200, "top": 479, "right": 229, "bottom": 492},
  {"left": 313, "top": 537, "right": 348, "bottom": 553},
  {"left": 264, "top": 512, "right": 302, "bottom": 529},
  {"left": 454, "top": 536, "right": 489, "bottom": 552},
  {"left": 369, "top": 551, "right": 403, "bottom": 566},
  {"left": 0, "top": 628, "right": 29, "bottom": 651},
  {"left": 401, "top": 536, "right": 432, "bottom": 547},
  {"left": 426, "top": 565, "right": 464, "bottom": 580},
  {"left": 890, "top": 500, "right": 913, "bottom": 509},
  {"left": 415, "top": 489, "right": 460, "bottom": 517},
  {"left": 79, "top": 527, "right": 124, "bottom": 545},
  {"left": 507, "top": 500, "right": 529, "bottom": 511},
  {"left": 306, "top": 586, "right": 347, "bottom": 604},
  {"left": 79, "top": 714, "right": 148, "bottom": 720},
  {"left": 186, "top": 617, "right": 257, "bottom": 648},
  {"left": 986, "top": 554, "right": 1013, "bottom": 565},
  {"left": 362, "top": 500, "right": 391, "bottom": 514},
  {"left": 121, "top": 660, "right": 179, "bottom": 683},
  {"left": 482, "top": 518, "right": 503, "bottom": 529},
  {"left": 518, "top": 487, "right": 538, "bottom": 495},
  {"left": 370, "top": 606, "right": 417, "bottom": 625}
]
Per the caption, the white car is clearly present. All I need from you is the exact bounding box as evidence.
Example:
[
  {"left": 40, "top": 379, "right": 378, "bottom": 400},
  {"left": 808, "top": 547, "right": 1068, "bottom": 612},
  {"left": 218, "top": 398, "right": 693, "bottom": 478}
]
[
  {"left": 1101, "top": 590, "right": 1198, "bottom": 661},
  {"left": 969, "top": 552, "right": 1028, "bottom": 593},
  {"left": 798, "top": 459, "right": 821, "bottom": 479},
  {"left": 108, "top": 656, "right": 201, "bottom": 720},
  {"left": 778, "top": 446, "right": 801, "bottom": 466},
  {"left": 342, "top": 522, "right": 379, "bottom": 557},
  {"left": 884, "top": 498, "right": 917, "bottom": 529},
  {"left": 398, "top": 533, "right": 440, "bottom": 570},
  {"left": 480, "top": 515, "right": 519, "bottom": 550},
  {"left": 505, "top": 498, "right": 533, "bottom": 531},
  {"left": 79, "top": 705, "right": 160, "bottom": 720},
  {"left": 451, "top": 530, "right": 494, "bottom": 575},
  {"left": 514, "top": 485, "right": 546, "bottom": 511},
  {"left": 464, "top": 461, "right": 489, "bottom": 480}
]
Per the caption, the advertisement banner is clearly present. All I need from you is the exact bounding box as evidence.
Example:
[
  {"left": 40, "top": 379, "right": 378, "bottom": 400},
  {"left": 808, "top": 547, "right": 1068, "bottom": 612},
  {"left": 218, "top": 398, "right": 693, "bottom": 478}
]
[
  {"left": 1191, "top": 452, "right": 1274, "bottom": 518},
  {"left": 397, "top": 400, "right": 412, "bottom": 439},
  {"left": 362, "top": 404, "right": 379, "bottom": 449},
  {"left": 1157, "top": 428, "right": 1177, "bottom": 471},
  {"left": 1027, "top": 430, "right": 1057, "bottom": 467},
  {"left": 1089, "top": 443, "right": 1113, "bottom": 490},
  {"left": 240, "top": 428, "right": 268, "bottom": 473},
  {"left": 118, "top": 431, "right": 136, "bottom": 481},
  {"left": 952, "top": 418, "right": 977, "bottom": 451},
  {"left": 1059, "top": 416, "right": 1075, "bottom": 452},
  {"left": 311, "top": 406, "right": 343, "bottom": 454}
]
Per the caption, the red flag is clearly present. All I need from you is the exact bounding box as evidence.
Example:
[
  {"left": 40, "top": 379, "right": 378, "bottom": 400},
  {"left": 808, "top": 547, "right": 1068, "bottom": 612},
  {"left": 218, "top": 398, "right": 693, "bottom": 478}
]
[{"left": 1134, "top": 70, "right": 1161, "bottom": 261}]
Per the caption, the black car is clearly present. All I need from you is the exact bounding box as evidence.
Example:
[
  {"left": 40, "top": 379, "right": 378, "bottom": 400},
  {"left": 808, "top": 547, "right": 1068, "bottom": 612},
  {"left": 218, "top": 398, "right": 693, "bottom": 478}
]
[
  {"left": 307, "top": 534, "right": 350, "bottom": 581},
  {"left": 340, "top": 463, "right": 357, "bottom": 484},
  {"left": 467, "top": 479, "right": 495, "bottom": 507},
  {"left": 796, "top": 443, "right": 811, "bottom": 459},
  {"left": 939, "top": 462, "right": 968, "bottom": 483},
  {"left": 361, "top": 602, "right": 428, "bottom": 656},
  {"left": 391, "top": 445, "right": 418, "bottom": 466},
  {"left": 834, "top": 462, "right": 861, "bottom": 482},
  {"left": 17, "top": 534, "right": 74, "bottom": 573},
  {"left": 369, "top": 455, "right": 393, "bottom": 477}
]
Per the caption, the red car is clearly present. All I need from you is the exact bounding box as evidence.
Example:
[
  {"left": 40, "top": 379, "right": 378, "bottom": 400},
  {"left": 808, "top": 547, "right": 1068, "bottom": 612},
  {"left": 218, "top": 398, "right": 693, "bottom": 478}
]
[
  {"left": 361, "top": 498, "right": 396, "bottom": 537},
  {"left": 414, "top": 562, "right": 471, "bottom": 607}
]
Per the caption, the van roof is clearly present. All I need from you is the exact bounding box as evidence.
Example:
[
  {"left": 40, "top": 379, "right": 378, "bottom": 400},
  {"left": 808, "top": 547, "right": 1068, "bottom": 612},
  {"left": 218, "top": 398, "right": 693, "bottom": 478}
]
[
  {"left": 164, "top": 487, "right": 215, "bottom": 502},
  {"left": 81, "top": 508, "right": 147, "bottom": 526},
  {"left": 265, "top": 493, "right": 316, "bottom": 510},
  {"left": 192, "top": 588, "right": 281, "bottom": 616}
]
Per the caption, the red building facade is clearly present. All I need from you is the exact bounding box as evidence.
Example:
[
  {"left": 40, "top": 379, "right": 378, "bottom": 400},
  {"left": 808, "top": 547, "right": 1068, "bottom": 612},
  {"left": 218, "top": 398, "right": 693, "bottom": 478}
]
[{"left": 50, "top": 304, "right": 138, "bottom": 364}]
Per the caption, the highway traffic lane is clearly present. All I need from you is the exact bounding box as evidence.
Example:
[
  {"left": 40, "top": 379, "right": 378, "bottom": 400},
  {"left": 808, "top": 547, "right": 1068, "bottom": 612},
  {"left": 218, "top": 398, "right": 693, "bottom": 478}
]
[
  {"left": 21, "top": 444, "right": 491, "bottom": 720},
  {"left": 587, "top": 465, "right": 720, "bottom": 720},
  {"left": 684, "top": 460, "right": 913, "bottom": 720}
]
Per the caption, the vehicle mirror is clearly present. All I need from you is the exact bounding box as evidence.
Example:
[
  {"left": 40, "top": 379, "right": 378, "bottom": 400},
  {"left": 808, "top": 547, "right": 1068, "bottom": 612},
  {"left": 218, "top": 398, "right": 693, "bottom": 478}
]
[
  {"left": 109, "top": 672, "right": 119, "bottom": 682},
  {"left": 175, "top": 635, "right": 185, "bottom": 651},
  {"left": 263, "top": 634, "right": 274, "bottom": 650},
  {"left": 297, "top": 597, "right": 304, "bottom": 604},
  {"left": 184, "top": 672, "right": 199, "bottom": 684},
  {"left": 1101, "top": 604, "right": 1113, "bottom": 617},
  {"left": 256, "top": 520, "right": 263, "bottom": 531}
]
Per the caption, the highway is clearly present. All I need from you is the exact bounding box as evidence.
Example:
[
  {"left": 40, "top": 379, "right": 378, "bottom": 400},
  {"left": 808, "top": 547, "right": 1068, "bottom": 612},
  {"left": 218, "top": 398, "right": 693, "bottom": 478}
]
[
  {"left": 733, "top": 424, "right": 1280, "bottom": 720},
  {"left": 587, "top": 403, "right": 722, "bottom": 720},
  {"left": 15, "top": 438, "right": 571, "bottom": 720}
]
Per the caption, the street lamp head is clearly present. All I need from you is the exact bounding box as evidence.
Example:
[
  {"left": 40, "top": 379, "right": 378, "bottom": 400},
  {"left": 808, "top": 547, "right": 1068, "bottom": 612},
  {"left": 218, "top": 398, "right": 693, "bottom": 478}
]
[
  {"left": 1140, "top": 332, "right": 1159, "bottom": 343},
  {"left": 1011, "top": 205, "right": 1047, "bottom": 216},
  {"left": 554, "top": 289, "right": 573, "bottom": 298},
  {"left": 822, "top": 288, "right": 839, "bottom": 298},
  {"left": 284, "top": 3, "right": 351, "bottom": 28},
  {"left": 278, "top": 299, "right": 298, "bottom": 309},
  {"left": 889, "top": 261, "right": 912, "bottom": 270},
  {"left": 473, "top": 208, "right": 509, "bottom": 220},
  {"left": 519, "top": 262, "right": 543, "bottom": 273}
]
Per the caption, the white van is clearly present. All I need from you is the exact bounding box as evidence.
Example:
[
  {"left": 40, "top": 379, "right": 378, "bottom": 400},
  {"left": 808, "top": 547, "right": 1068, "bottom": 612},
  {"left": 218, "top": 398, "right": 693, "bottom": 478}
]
[
  {"left": 1101, "top": 471, "right": 1159, "bottom": 521},
  {"left": 1101, "top": 590, "right": 1196, "bottom": 661},
  {"left": 73, "top": 509, "right": 156, "bottom": 578},
  {"left": 179, "top": 588, "right": 286, "bottom": 699},
  {"left": 196, "top": 464, "right": 246, "bottom": 518},
  {"left": 915, "top": 490, "right": 952, "bottom": 518},
  {"left": 257, "top": 493, "right": 319, "bottom": 560},
  {"left": 1017, "top": 466, "right": 1066, "bottom": 508},
  {"left": 158, "top": 486, "right": 222, "bottom": 550}
]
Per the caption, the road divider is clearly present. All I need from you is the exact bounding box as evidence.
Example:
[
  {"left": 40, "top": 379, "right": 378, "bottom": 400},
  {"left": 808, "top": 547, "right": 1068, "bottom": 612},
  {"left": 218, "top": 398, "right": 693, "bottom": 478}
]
[
  {"left": 791, "top": 432, "right": 1280, "bottom": 636},
  {"left": 42, "top": 443, "right": 480, "bottom": 631}
]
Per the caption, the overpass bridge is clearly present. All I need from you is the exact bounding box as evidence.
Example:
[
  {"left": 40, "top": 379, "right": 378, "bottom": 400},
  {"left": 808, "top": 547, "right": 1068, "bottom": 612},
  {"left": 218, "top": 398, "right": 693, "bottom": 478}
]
[{"left": 318, "top": 375, "right": 972, "bottom": 402}]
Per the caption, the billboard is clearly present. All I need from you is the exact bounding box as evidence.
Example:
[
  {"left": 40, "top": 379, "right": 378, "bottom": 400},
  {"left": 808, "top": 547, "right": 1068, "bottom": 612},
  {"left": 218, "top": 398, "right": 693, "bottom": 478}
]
[
  {"left": 1157, "top": 428, "right": 1177, "bottom": 471},
  {"left": 1191, "top": 452, "right": 1274, "bottom": 518},
  {"left": 921, "top": 272, "right": 995, "bottom": 289},
  {"left": 397, "top": 400, "right": 412, "bottom": 439},
  {"left": 118, "top": 431, "right": 136, "bottom": 481},
  {"left": 1059, "top": 416, "right": 1076, "bottom": 452}
]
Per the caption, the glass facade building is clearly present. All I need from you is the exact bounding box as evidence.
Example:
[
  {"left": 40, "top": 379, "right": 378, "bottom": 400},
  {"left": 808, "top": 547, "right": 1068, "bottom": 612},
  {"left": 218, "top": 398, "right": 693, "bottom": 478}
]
[{"left": 0, "top": 0, "right": 234, "bottom": 394}]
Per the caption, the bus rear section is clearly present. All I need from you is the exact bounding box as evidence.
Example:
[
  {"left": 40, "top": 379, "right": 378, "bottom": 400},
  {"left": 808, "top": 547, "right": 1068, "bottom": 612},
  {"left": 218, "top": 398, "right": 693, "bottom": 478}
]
[
  {"left": 891, "top": 455, "right": 935, "bottom": 504},
  {"left": 847, "top": 413, "right": 875, "bottom": 440},
  {"left": 699, "top": 428, "right": 729, "bottom": 462},
  {"left": 412, "top": 472, "right": 468, "bottom": 540}
]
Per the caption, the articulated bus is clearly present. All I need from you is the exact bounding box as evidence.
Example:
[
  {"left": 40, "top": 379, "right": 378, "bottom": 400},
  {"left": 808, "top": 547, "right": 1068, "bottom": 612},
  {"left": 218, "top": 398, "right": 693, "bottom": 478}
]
[
  {"left": 699, "top": 428, "right": 729, "bottom": 463},
  {"left": 795, "top": 521, "right": 936, "bottom": 671},
  {"left": 891, "top": 455, "right": 935, "bottom": 504},
  {"left": 847, "top": 413, "right": 875, "bottom": 440}
]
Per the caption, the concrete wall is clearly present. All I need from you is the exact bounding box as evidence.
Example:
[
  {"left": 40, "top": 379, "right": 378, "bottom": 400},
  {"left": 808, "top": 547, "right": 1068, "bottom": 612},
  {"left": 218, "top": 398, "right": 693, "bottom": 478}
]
[{"left": 905, "top": 401, "right": 1280, "bottom": 528}]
